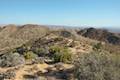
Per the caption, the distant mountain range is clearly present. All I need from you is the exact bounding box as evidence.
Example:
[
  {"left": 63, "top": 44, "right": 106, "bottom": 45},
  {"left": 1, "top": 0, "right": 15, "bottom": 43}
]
[
  {"left": 77, "top": 27, "right": 120, "bottom": 45},
  {"left": 0, "top": 24, "right": 120, "bottom": 32}
]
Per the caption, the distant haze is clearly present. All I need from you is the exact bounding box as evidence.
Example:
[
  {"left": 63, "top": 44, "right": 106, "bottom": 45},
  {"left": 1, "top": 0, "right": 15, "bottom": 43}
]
[
  {"left": 105, "top": 27, "right": 120, "bottom": 33},
  {"left": 0, "top": 24, "right": 119, "bottom": 33}
]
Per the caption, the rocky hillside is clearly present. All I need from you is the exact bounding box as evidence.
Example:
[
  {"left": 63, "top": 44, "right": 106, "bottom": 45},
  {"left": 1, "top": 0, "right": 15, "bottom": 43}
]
[
  {"left": 0, "top": 25, "right": 94, "bottom": 80},
  {"left": 0, "top": 24, "right": 120, "bottom": 52},
  {"left": 77, "top": 27, "right": 120, "bottom": 45},
  {"left": 0, "top": 24, "right": 49, "bottom": 51}
]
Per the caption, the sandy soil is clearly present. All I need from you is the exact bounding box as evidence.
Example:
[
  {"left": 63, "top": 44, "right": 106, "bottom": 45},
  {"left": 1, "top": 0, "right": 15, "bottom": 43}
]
[{"left": 0, "top": 63, "right": 74, "bottom": 80}]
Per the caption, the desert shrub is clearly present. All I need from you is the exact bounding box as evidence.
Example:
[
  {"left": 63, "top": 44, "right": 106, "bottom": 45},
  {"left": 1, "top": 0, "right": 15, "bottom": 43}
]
[
  {"left": 93, "top": 42, "right": 102, "bottom": 51},
  {"left": 24, "top": 51, "right": 37, "bottom": 60},
  {"left": 58, "top": 48, "right": 72, "bottom": 63},
  {"left": 49, "top": 45, "right": 61, "bottom": 54},
  {"left": 103, "top": 43, "right": 120, "bottom": 54},
  {"left": 53, "top": 52, "right": 61, "bottom": 62},
  {"left": 50, "top": 45, "right": 72, "bottom": 63},
  {"left": 74, "top": 52, "right": 120, "bottom": 80},
  {"left": 0, "top": 52, "right": 25, "bottom": 67},
  {"left": 32, "top": 47, "right": 48, "bottom": 57}
]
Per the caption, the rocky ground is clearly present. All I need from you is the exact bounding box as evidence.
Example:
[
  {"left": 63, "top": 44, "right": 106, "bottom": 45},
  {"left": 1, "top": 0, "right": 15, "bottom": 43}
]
[{"left": 0, "top": 63, "right": 74, "bottom": 80}]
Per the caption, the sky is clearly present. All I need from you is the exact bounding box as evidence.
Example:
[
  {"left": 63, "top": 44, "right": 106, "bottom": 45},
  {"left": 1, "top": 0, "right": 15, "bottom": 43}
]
[{"left": 0, "top": 0, "right": 120, "bottom": 28}]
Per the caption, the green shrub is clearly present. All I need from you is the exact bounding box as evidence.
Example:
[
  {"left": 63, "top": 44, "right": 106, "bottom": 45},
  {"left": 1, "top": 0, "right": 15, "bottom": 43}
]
[
  {"left": 33, "top": 47, "right": 46, "bottom": 57},
  {"left": 49, "top": 45, "right": 61, "bottom": 54},
  {"left": 24, "top": 51, "right": 37, "bottom": 60},
  {"left": 59, "top": 48, "right": 72, "bottom": 63},
  {"left": 74, "top": 52, "right": 120, "bottom": 80},
  {"left": 50, "top": 45, "right": 72, "bottom": 63},
  {"left": 53, "top": 52, "right": 61, "bottom": 62},
  {"left": 93, "top": 42, "right": 102, "bottom": 51}
]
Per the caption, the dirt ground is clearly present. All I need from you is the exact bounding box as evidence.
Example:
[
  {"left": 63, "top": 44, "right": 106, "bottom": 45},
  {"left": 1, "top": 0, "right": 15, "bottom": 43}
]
[{"left": 0, "top": 63, "right": 74, "bottom": 80}]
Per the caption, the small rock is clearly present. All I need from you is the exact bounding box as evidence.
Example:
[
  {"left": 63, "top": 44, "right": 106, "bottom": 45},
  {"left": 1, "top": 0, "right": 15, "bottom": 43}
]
[{"left": 0, "top": 69, "right": 16, "bottom": 79}]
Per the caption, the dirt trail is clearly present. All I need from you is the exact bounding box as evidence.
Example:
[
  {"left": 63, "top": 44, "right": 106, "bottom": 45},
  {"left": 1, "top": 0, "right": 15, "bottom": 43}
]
[{"left": 0, "top": 63, "right": 73, "bottom": 80}]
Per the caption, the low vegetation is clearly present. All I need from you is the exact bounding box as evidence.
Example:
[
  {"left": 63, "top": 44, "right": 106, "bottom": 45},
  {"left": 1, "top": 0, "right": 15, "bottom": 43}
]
[
  {"left": 92, "top": 42, "right": 103, "bottom": 51},
  {"left": 50, "top": 45, "right": 72, "bottom": 63},
  {"left": 24, "top": 51, "right": 38, "bottom": 60},
  {"left": 74, "top": 51, "right": 120, "bottom": 80},
  {"left": 0, "top": 52, "right": 25, "bottom": 67}
]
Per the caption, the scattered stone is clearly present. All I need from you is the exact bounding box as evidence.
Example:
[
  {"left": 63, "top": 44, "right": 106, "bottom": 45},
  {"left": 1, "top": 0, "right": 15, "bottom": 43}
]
[
  {"left": 32, "top": 57, "right": 45, "bottom": 64},
  {"left": 54, "top": 62, "right": 65, "bottom": 70},
  {"left": 0, "top": 69, "right": 16, "bottom": 80},
  {"left": 23, "top": 74, "right": 40, "bottom": 80}
]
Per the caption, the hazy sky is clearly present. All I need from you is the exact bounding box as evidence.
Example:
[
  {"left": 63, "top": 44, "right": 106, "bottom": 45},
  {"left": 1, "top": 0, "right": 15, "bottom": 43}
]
[{"left": 0, "top": 0, "right": 120, "bottom": 27}]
